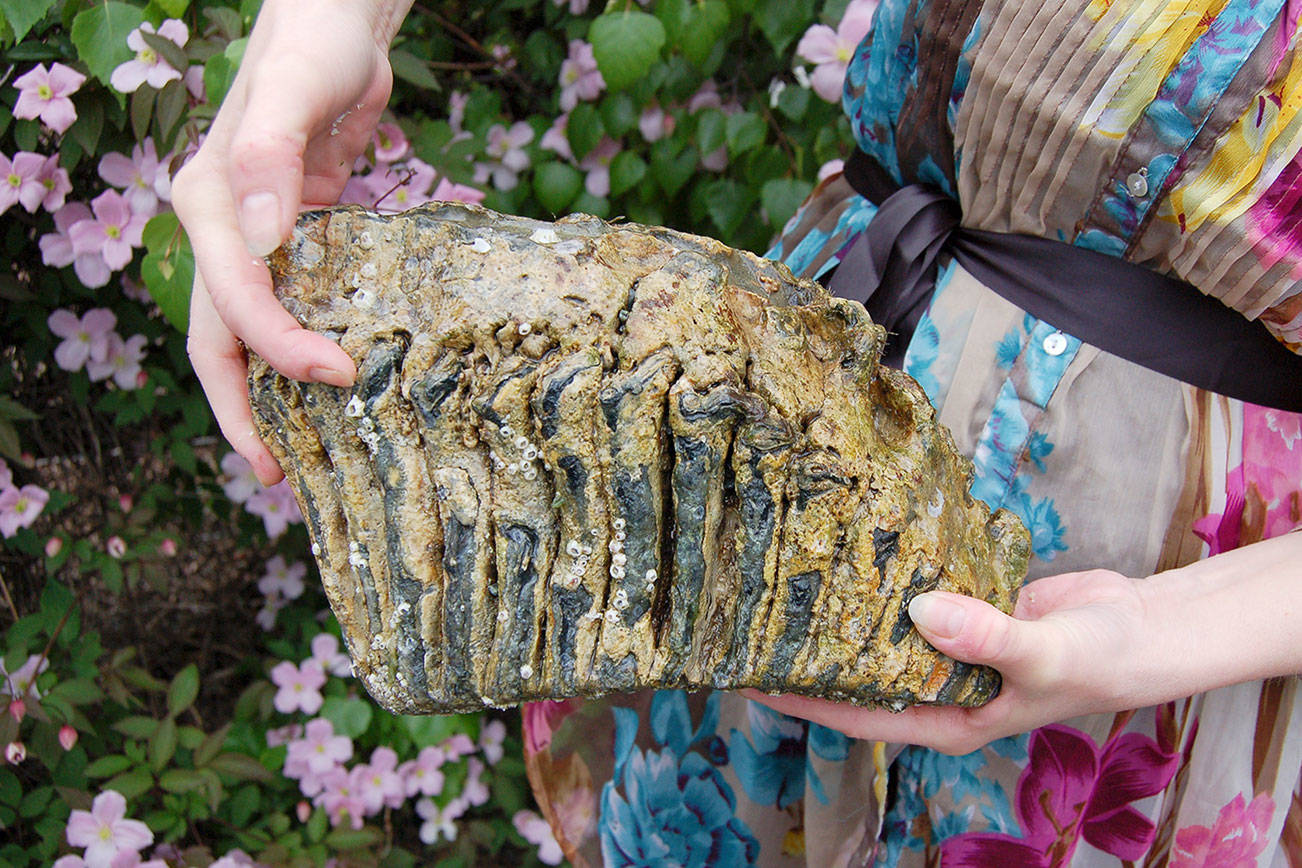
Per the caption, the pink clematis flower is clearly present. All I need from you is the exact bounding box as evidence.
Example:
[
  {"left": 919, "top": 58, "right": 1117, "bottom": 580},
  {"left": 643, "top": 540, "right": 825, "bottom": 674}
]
[
  {"left": 373, "top": 122, "right": 410, "bottom": 162},
  {"left": 309, "top": 633, "right": 352, "bottom": 677},
  {"left": 219, "top": 452, "right": 259, "bottom": 504},
  {"left": 354, "top": 158, "right": 438, "bottom": 212},
  {"left": 540, "top": 113, "right": 574, "bottom": 162},
  {"left": 462, "top": 757, "right": 490, "bottom": 806},
  {"left": 479, "top": 719, "right": 507, "bottom": 765},
  {"left": 442, "top": 732, "right": 476, "bottom": 759},
  {"left": 69, "top": 190, "right": 147, "bottom": 272},
  {"left": 65, "top": 790, "right": 154, "bottom": 868},
  {"left": 244, "top": 479, "right": 302, "bottom": 538},
  {"left": 285, "top": 718, "right": 352, "bottom": 780},
  {"left": 431, "top": 177, "right": 485, "bottom": 205},
  {"left": 98, "top": 139, "right": 171, "bottom": 217},
  {"left": 1, "top": 653, "right": 49, "bottom": 699},
  {"left": 416, "top": 796, "right": 464, "bottom": 845},
  {"left": 356, "top": 747, "right": 407, "bottom": 814},
  {"left": 796, "top": 0, "right": 879, "bottom": 102},
  {"left": 0, "top": 485, "right": 49, "bottom": 538},
  {"left": 1, "top": 152, "right": 44, "bottom": 215},
  {"left": 558, "top": 40, "right": 605, "bottom": 112},
  {"left": 86, "top": 333, "right": 148, "bottom": 390},
  {"left": 553, "top": 0, "right": 591, "bottom": 13},
  {"left": 317, "top": 766, "right": 368, "bottom": 829},
  {"left": 107, "top": 851, "right": 168, "bottom": 868},
  {"left": 399, "top": 745, "right": 447, "bottom": 797},
  {"left": 259, "top": 555, "right": 307, "bottom": 601},
  {"left": 513, "top": 809, "right": 565, "bottom": 865},
  {"left": 110, "top": 20, "right": 189, "bottom": 93},
  {"left": 13, "top": 63, "right": 86, "bottom": 134},
  {"left": 47, "top": 307, "right": 117, "bottom": 372},
  {"left": 40, "top": 204, "right": 110, "bottom": 287},
  {"left": 477, "top": 122, "right": 534, "bottom": 191},
  {"left": 639, "top": 103, "right": 675, "bottom": 142},
  {"left": 270, "top": 659, "right": 326, "bottom": 715},
  {"left": 578, "top": 137, "right": 621, "bottom": 197}
]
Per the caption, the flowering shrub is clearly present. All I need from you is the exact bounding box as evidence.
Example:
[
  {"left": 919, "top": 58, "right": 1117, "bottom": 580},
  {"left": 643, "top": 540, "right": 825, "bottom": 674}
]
[{"left": 0, "top": 0, "right": 865, "bottom": 865}]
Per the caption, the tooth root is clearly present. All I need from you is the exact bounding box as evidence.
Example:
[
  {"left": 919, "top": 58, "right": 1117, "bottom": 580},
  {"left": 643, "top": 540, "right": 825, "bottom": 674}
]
[
  {"left": 475, "top": 360, "right": 553, "bottom": 702},
  {"left": 293, "top": 377, "right": 403, "bottom": 706},
  {"left": 405, "top": 344, "right": 491, "bottom": 710},
  {"left": 249, "top": 366, "right": 373, "bottom": 673},
  {"left": 532, "top": 352, "right": 605, "bottom": 695},
  {"left": 657, "top": 378, "right": 748, "bottom": 686},
  {"left": 595, "top": 351, "right": 677, "bottom": 692}
]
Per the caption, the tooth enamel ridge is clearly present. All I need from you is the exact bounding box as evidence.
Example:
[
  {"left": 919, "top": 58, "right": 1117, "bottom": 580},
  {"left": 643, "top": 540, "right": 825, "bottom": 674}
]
[{"left": 248, "top": 203, "right": 1030, "bottom": 715}]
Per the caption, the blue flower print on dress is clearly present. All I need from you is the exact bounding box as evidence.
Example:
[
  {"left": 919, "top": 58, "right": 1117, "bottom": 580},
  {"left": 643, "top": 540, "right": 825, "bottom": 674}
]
[
  {"left": 729, "top": 701, "right": 809, "bottom": 809},
  {"left": 1025, "top": 431, "right": 1053, "bottom": 473},
  {"left": 601, "top": 702, "right": 759, "bottom": 867},
  {"left": 903, "top": 311, "right": 942, "bottom": 405},
  {"left": 600, "top": 747, "right": 761, "bottom": 867},
  {"left": 1004, "top": 476, "right": 1068, "bottom": 561},
  {"left": 994, "top": 327, "right": 1022, "bottom": 371}
]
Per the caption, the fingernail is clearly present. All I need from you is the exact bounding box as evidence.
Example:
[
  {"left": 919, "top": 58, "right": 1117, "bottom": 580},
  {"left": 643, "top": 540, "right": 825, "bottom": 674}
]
[
  {"left": 240, "top": 191, "right": 283, "bottom": 257},
  {"left": 908, "top": 593, "right": 965, "bottom": 639},
  {"left": 308, "top": 365, "right": 355, "bottom": 387}
]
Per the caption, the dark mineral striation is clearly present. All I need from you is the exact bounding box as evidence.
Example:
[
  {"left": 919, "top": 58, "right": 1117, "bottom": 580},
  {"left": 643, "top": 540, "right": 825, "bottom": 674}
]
[{"left": 247, "top": 203, "right": 1030, "bottom": 715}]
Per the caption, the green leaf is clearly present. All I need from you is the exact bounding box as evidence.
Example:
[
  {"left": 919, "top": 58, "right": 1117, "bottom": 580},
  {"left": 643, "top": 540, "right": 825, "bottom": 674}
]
[
  {"left": 154, "top": 78, "right": 187, "bottom": 147},
  {"left": 194, "top": 723, "right": 230, "bottom": 767},
  {"left": 654, "top": 0, "right": 689, "bottom": 43},
  {"left": 599, "top": 92, "right": 638, "bottom": 138},
  {"left": 389, "top": 48, "right": 440, "bottom": 92},
  {"left": 695, "top": 108, "right": 726, "bottom": 155},
  {"left": 205, "top": 751, "right": 273, "bottom": 782},
  {"left": 139, "top": 29, "right": 188, "bottom": 79},
  {"left": 154, "top": 0, "right": 189, "bottom": 17},
  {"left": 205, "top": 6, "right": 243, "bottom": 41},
  {"left": 115, "top": 716, "right": 161, "bottom": 739},
  {"left": 141, "top": 212, "right": 194, "bottom": 332},
  {"left": 130, "top": 86, "right": 153, "bottom": 142},
  {"left": 86, "top": 755, "right": 133, "bottom": 778},
  {"left": 776, "top": 81, "right": 810, "bottom": 120},
  {"left": 102, "top": 767, "right": 153, "bottom": 801},
  {"left": 324, "top": 826, "right": 383, "bottom": 850},
  {"left": 704, "top": 178, "right": 753, "bottom": 235},
  {"left": 70, "top": 3, "right": 146, "bottom": 87},
  {"left": 726, "top": 112, "right": 767, "bottom": 157},
  {"left": 680, "top": 1, "right": 731, "bottom": 67},
  {"left": 761, "top": 177, "right": 814, "bottom": 230},
  {"left": 589, "top": 10, "right": 666, "bottom": 93},
  {"left": 158, "top": 768, "right": 207, "bottom": 793},
  {"left": 166, "top": 663, "right": 199, "bottom": 718},
  {"left": 0, "top": 769, "right": 21, "bottom": 806},
  {"left": 0, "top": 422, "right": 18, "bottom": 461},
  {"left": 566, "top": 102, "right": 605, "bottom": 161},
  {"left": 649, "top": 142, "right": 698, "bottom": 198},
  {"left": 0, "top": 0, "right": 56, "bottom": 42},
  {"left": 753, "top": 0, "right": 817, "bottom": 54},
  {"left": 609, "top": 151, "right": 646, "bottom": 196},
  {"left": 533, "top": 162, "right": 583, "bottom": 214},
  {"left": 149, "top": 717, "right": 177, "bottom": 772},
  {"left": 320, "top": 696, "right": 372, "bottom": 739},
  {"left": 48, "top": 677, "right": 103, "bottom": 706},
  {"left": 306, "top": 805, "right": 327, "bottom": 842}
]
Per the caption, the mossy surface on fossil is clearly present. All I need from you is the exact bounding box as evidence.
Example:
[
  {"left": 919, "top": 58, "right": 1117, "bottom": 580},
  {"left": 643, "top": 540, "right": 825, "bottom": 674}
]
[{"left": 248, "top": 203, "right": 1030, "bottom": 715}]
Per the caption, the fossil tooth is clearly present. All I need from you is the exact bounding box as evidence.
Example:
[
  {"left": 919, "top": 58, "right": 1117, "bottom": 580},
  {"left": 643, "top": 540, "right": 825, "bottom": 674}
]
[{"left": 248, "top": 202, "right": 1030, "bottom": 714}]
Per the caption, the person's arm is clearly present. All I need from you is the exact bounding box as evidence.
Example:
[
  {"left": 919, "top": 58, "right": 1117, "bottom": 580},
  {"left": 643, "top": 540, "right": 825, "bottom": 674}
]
[
  {"left": 745, "top": 531, "right": 1302, "bottom": 755},
  {"left": 172, "top": 0, "right": 414, "bottom": 484}
]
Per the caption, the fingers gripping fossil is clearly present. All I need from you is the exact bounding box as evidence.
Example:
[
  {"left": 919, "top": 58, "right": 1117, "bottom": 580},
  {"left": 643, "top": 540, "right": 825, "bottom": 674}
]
[{"left": 248, "top": 203, "right": 1030, "bottom": 715}]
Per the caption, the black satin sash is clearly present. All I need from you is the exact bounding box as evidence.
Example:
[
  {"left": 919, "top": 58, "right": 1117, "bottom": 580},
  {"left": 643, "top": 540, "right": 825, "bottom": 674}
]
[{"left": 828, "top": 150, "right": 1302, "bottom": 412}]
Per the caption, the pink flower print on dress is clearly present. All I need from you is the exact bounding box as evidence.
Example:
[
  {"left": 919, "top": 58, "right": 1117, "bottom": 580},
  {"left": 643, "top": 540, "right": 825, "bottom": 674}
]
[
  {"left": 514, "top": 809, "right": 565, "bottom": 865},
  {"left": 70, "top": 190, "right": 147, "bottom": 273},
  {"left": 13, "top": 63, "right": 86, "bottom": 133},
  {"left": 47, "top": 307, "right": 116, "bottom": 372},
  {"left": 110, "top": 20, "right": 189, "bottom": 93},
  {"left": 1170, "top": 792, "right": 1274, "bottom": 867},
  {"left": 941, "top": 724, "right": 1180, "bottom": 866},
  {"left": 64, "top": 790, "right": 155, "bottom": 868},
  {"left": 270, "top": 659, "right": 326, "bottom": 714},
  {"left": 86, "top": 333, "right": 148, "bottom": 389},
  {"left": 559, "top": 40, "right": 605, "bottom": 112},
  {"left": 98, "top": 138, "right": 171, "bottom": 217},
  {"left": 0, "top": 485, "right": 50, "bottom": 538},
  {"left": 796, "top": 0, "right": 880, "bottom": 102}
]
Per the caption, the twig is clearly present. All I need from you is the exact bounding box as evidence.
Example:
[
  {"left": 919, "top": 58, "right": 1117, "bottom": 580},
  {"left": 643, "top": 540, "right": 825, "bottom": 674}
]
[{"left": 0, "top": 566, "right": 20, "bottom": 622}]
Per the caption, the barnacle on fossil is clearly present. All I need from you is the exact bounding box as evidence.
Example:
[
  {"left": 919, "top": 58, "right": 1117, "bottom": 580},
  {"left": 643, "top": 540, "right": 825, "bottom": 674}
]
[{"left": 248, "top": 203, "right": 1029, "bottom": 715}]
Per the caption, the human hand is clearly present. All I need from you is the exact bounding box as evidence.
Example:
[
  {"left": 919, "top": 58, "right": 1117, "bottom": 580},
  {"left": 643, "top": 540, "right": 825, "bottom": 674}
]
[
  {"left": 172, "top": 0, "right": 412, "bottom": 484},
  {"left": 742, "top": 569, "right": 1152, "bottom": 755}
]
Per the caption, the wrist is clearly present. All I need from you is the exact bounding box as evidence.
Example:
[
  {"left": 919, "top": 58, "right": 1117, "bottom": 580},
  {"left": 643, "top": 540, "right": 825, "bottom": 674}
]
[{"left": 258, "top": 0, "right": 413, "bottom": 46}]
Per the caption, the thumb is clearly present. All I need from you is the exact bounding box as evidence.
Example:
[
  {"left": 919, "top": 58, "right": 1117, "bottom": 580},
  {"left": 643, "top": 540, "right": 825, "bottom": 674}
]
[{"left": 908, "top": 591, "right": 1047, "bottom": 681}]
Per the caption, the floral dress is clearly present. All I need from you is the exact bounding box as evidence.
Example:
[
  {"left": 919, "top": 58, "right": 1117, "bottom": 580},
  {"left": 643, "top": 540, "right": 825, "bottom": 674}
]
[{"left": 525, "top": 1, "right": 1302, "bottom": 865}]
